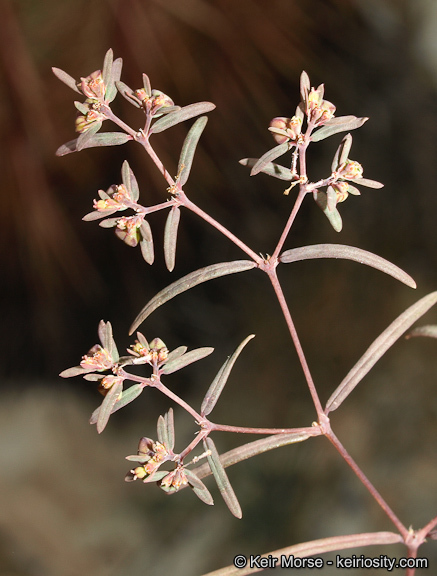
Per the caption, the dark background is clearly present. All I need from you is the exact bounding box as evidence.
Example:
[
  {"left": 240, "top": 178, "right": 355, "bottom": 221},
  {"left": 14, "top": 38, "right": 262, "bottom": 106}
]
[{"left": 1, "top": 0, "right": 437, "bottom": 574}]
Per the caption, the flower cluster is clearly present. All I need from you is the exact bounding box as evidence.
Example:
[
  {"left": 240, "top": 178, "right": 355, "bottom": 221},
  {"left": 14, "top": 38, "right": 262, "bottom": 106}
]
[
  {"left": 305, "top": 84, "right": 336, "bottom": 125},
  {"left": 126, "top": 437, "right": 172, "bottom": 482},
  {"left": 269, "top": 116, "right": 302, "bottom": 145},
  {"left": 128, "top": 88, "right": 175, "bottom": 117},
  {"left": 128, "top": 334, "right": 169, "bottom": 366}
]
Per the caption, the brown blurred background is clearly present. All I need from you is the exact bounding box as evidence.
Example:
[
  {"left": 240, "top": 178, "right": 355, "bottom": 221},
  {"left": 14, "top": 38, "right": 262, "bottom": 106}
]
[{"left": 1, "top": 0, "right": 437, "bottom": 574}]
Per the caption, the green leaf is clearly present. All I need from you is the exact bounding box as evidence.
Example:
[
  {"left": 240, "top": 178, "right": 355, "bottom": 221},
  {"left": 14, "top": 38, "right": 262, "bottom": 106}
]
[
  {"left": 57, "top": 133, "right": 131, "bottom": 156},
  {"left": 191, "top": 432, "right": 311, "bottom": 482},
  {"left": 201, "top": 532, "right": 403, "bottom": 576},
  {"left": 279, "top": 244, "right": 416, "bottom": 289},
  {"left": 102, "top": 49, "right": 113, "bottom": 91},
  {"left": 165, "top": 408, "right": 175, "bottom": 451},
  {"left": 331, "top": 133, "right": 353, "bottom": 170},
  {"left": 161, "top": 347, "right": 214, "bottom": 375},
  {"left": 313, "top": 190, "right": 343, "bottom": 232},
  {"left": 77, "top": 122, "right": 102, "bottom": 151},
  {"left": 250, "top": 142, "right": 291, "bottom": 176},
  {"left": 201, "top": 335, "right": 255, "bottom": 416},
  {"left": 311, "top": 116, "right": 368, "bottom": 142},
  {"left": 90, "top": 384, "right": 143, "bottom": 425},
  {"left": 59, "top": 365, "right": 86, "bottom": 378},
  {"left": 140, "top": 220, "right": 154, "bottom": 265},
  {"left": 98, "top": 320, "right": 119, "bottom": 362},
  {"left": 121, "top": 160, "right": 140, "bottom": 202},
  {"left": 177, "top": 116, "right": 208, "bottom": 186},
  {"left": 352, "top": 177, "right": 384, "bottom": 189},
  {"left": 163, "top": 206, "right": 181, "bottom": 272},
  {"left": 157, "top": 414, "right": 168, "bottom": 448},
  {"left": 142, "top": 73, "right": 152, "bottom": 97},
  {"left": 326, "top": 291, "right": 437, "bottom": 413},
  {"left": 74, "top": 101, "right": 89, "bottom": 114},
  {"left": 129, "top": 260, "right": 256, "bottom": 334},
  {"left": 204, "top": 438, "right": 242, "bottom": 518},
  {"left": 96, "top": 380, "right": 123, "bottom": 433},
  {"left": 115, "top": 81, "right": 141, "bottom": 107},
  {"left": 165, "top": 346, "right": 188, "bottom": 364},
  {"left": 184, "top": 469, "right": 214, "bottom": 506},
  {"left": 300, "top": 70, "right": 310, "bottom": 103},
  {"left": 106, "top": 57, "right": 123, "bottom": 103},
  {"left": 52, "top": 67, "right": 80, "bottom": 93},
  {"left": 239, "top": 158, "right": 294, "bottom": 181},
  {"left": 150, "top": 102, "right": 216, "bottom": 134}
]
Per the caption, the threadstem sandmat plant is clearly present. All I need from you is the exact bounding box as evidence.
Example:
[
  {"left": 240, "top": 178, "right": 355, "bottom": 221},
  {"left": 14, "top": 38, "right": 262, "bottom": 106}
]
[{"left": 55, "top": 49, "right": 437, "bottom": 575}]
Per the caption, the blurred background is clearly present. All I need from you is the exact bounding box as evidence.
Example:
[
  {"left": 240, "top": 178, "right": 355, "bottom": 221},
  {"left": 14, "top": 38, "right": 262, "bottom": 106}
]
[{"left": 1, "top": 0, "right": 437, "bottom": 574}]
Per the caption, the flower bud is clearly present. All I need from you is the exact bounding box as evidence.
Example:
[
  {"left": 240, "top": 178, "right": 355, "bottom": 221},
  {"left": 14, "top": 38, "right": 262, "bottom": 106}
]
[{"left": 79, "top": 70, "right": 106, "bottom": 100}]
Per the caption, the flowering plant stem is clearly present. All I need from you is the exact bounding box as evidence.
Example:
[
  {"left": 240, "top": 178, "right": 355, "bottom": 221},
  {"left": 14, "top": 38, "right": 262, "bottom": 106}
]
[{"left": 56, "top": 56, "right": 437, "bottom": 574}]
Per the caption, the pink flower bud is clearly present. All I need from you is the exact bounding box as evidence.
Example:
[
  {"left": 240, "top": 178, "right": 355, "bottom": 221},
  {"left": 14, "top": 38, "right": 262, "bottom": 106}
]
[{"left": 79, "top": 70, "right": 106, "bottom": 100}]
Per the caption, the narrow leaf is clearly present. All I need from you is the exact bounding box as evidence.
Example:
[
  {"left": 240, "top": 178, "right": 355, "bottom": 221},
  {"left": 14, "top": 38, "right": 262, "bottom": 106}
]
[
  {"left": 90, "top": 383, "right": 143, "bottom": 425},
  {"left": 178, "top": 116, "right": 208, "bottom": 186},
  {"left": 57, "top": 133, "right": 131, "bottom": 156},
  {"left": 407, "top": 324, "right": 437, "bottom": 339},
  {"left": 142, "top": 73, "right": 152, "bottom": 97},
  {"left": 96, "top": 380, "right": 123, "bottom": 433},
  {"left": 326, "top": 291, "right": 437, "bottom": 413},
  {"left": 129, "top": 260, "right": 256, "bottom": 334},
  {"left": 165, "top": 408, "right": 175, "bottom": 451},
  {"left": 161, "top": 347, "right": 214, "bottom": 375},
  {"left": 74, "top": 101, "right": 89, "bottom": 114},
  {"left": 331, "top": 133, "right": 353, "bottom": 170},
  {"left": 52, "top": 67, "right": 80, "bottom": 93},
  {"left": 280, "top": 244, "right": 416, "bottom": 289},
  {"left": 165, "top": 346, "right": 187, "bottom": 364},
  {"left": 59, "top": 366, "right": 86, "bottom": 378},
  {"left": 164, "top": 206, "right": 181, "bottom": 272},
  {"left": 201, "top": 335, "right": 255, "bottom": 416},
  {"left": 102, "top": 49, "right": 114, "bottom": 90},
  {"left": 184, "top": 469, "right": 214, "bottom": 505},
  {"left": 105, "top": 57, "right": 123, "bottom": 103},
  {"left": 352, "top": 177, "right": 384, "bottom": 189},
  {"left": 77, "top": 122, "right": 102, "bottom": 151},
  {"left": 190, "top": 432, "right": 312, "bottom": 482},
  {"left": 311, "top": 116, "right": 368, "bottom": 142},
  {"left": 250, "top": 142, "right": 291, "bottom": 176},
  {"left": 115, "top": 80, "right": 141, "bottom": 107},
  {"left": 314, "top": 191, "right": 342, "bottom": 232},
  {"left": 157, "top": 415, "right": 168, "bottom": 447},
  {"left": 140, "top": 220, "right": 154, "bottom": 265},
  {"left": 121, "top": 160, "right": 140, "bottom": 201},
  {"left": 204, "top": 438, "right": 242, "bottom": 518},
  {"left": 150, "top": 102, "right": 216, "bottom": 134},
  {"left": 239, "top": 158, "right": 294, "bottom": 181},
  {"left": 300, "top": 70, "right": 310, "bottom": 103},
  {"left": 201, "top": 532, "right": 402, "bottom": 576}
]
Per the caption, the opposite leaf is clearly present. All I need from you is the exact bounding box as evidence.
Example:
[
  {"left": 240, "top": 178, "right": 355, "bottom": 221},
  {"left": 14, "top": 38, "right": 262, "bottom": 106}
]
[
  {"left": 279, "top": 244, "right": 416, "bottom": 289},
  {"left": 201, "top": 335, "right": 255, "bottom": 416},
  {"left": 96, "top": 379, "right": 123, "bottom": 433},
  {"left": 161, "top": 347, "right": 214, "bottom": 375},
  {"left": 250, "top": 142, "right": 291, "bottom": 176},
  {"left": 311, "top": 116, "right": 368, "bottom": 142},
  {"left": 239, "top": 158, "right": 294, "bottom": 181},
  {"left": 177, "top": 116, "right": 209, "bottom": 186},
  {"left": 204, "top": 437, "right": 242, "bottom": 519},
  {"left": 90, "top": 384, "right": 144, "bottom": 425},
  {"left": 56, "top": 133, "right": 131, "bottom": 156},
  {"left": 326, "top": 291, "right": 437, "bottom": 413},
  {"left": 129, "top": 260, "right": 257, "bottom": 334},
  {"left": 164, "top": 206, "right": 181, "bottom": 272},
  {"left": 150, "top": 102, "right": 216, "bottom": 134}
]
